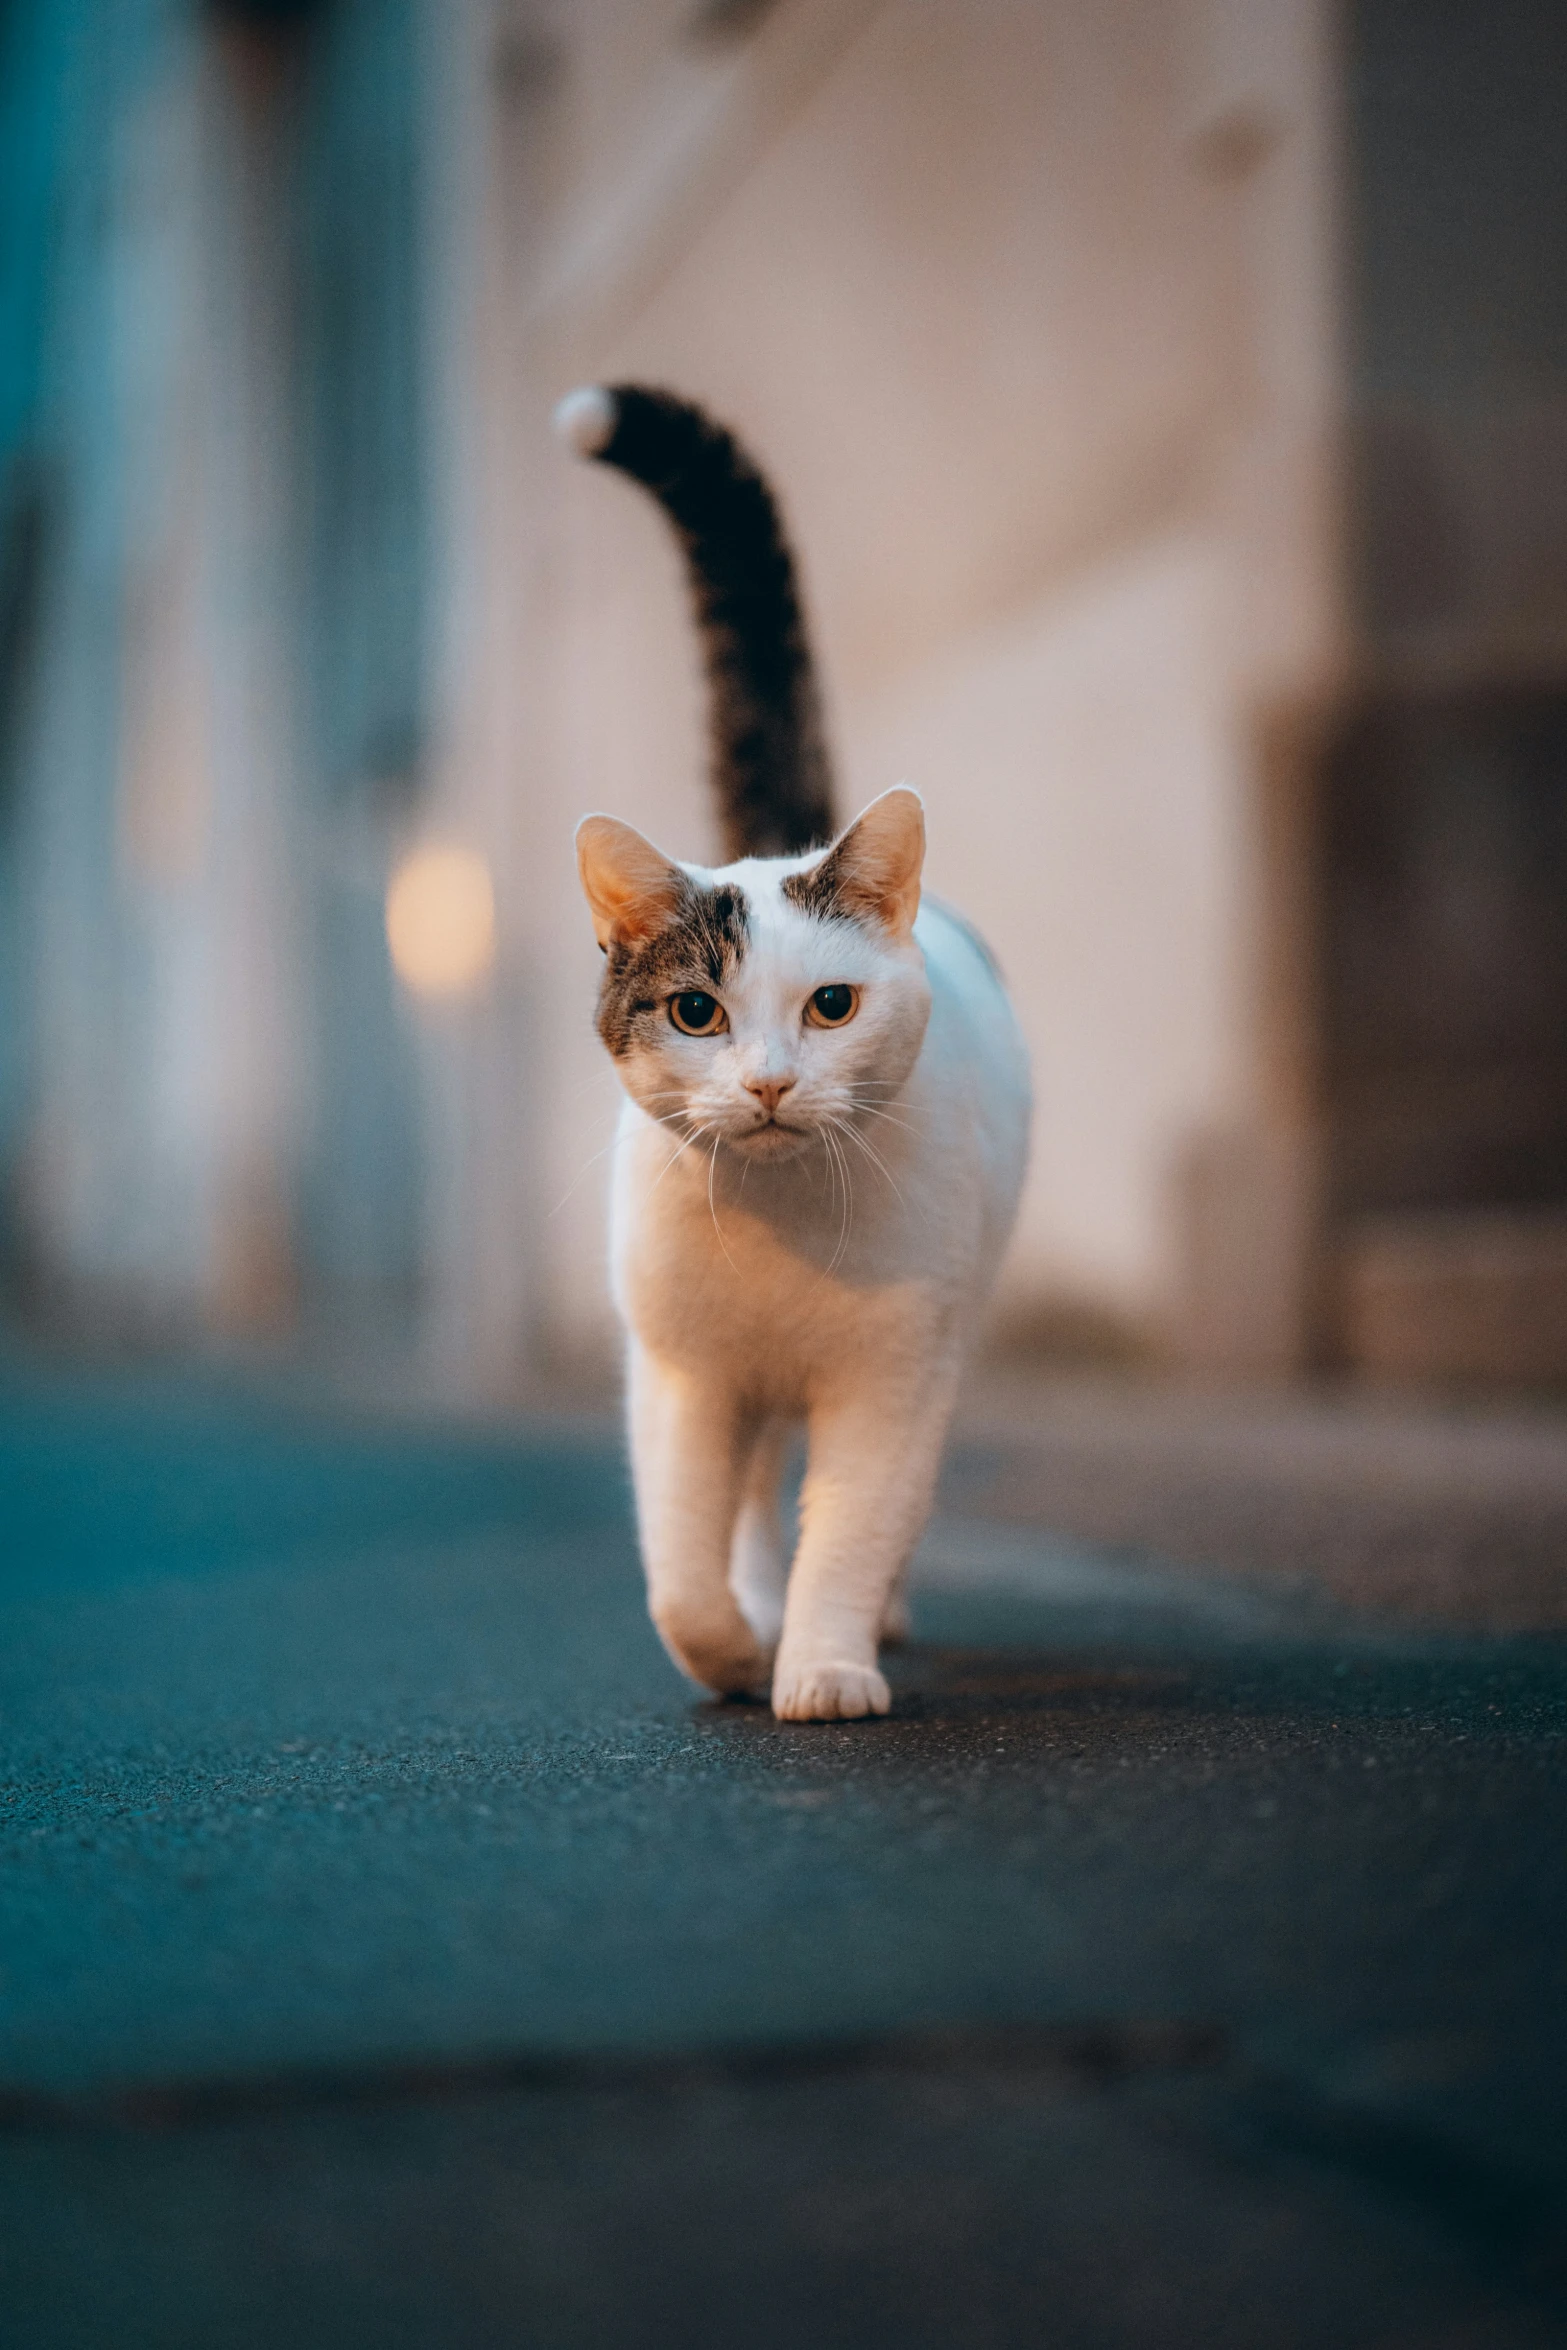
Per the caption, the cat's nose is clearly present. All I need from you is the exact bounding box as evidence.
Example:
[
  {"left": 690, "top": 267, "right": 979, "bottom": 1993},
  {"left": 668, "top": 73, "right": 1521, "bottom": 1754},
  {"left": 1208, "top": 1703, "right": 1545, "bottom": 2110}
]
[{"left": 744, "top": 1075, "right": 797, "bottom": 1116}]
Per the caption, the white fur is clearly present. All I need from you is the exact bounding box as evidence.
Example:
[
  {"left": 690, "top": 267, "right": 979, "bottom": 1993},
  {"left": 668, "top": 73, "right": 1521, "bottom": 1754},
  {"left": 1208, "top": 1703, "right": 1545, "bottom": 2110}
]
[
  {"left": 587, "top": 800, "right": 1031, "bottom": 1722},
  {"left": 553, "top": 384, "right": 617, "bottom": 457}
]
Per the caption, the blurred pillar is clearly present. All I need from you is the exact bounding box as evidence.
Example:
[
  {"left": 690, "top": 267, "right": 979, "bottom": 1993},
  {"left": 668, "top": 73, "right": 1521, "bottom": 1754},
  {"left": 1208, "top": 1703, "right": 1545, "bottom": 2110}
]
[
  {"left": 397, "top": 0, "right": 553, "bottom": 1397},
  {"left": 288, "top": 0, "right": 429, "bottom": 1325},
  {"left": 198, "top": 6, "right": 314, "bottom": 1330},
  {"left": 4, "top": 0, "right": 312, "bottom": 1329}
]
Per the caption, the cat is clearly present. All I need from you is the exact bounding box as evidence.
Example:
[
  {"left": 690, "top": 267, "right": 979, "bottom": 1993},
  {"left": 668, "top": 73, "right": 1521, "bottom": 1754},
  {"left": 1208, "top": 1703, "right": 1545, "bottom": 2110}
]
[{"left": 556, "top": 384, "right": 1030, "bottom": 1721}]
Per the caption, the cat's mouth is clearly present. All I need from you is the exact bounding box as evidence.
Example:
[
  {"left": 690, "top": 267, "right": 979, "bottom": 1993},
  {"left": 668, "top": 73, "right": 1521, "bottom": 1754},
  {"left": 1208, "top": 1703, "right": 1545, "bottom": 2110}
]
[{"left": 729, "top": 1117, "right": 811, "bottom": 1154}]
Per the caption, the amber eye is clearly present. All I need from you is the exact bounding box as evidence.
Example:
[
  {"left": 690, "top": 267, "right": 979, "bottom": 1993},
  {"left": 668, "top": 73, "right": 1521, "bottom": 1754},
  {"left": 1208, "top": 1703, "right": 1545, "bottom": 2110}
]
[
  {"left": 669, "top": 989, "right": 727, "bottom": 1036},
  {"left": 806, "top": 983, "right": 859, "bottom": 1028}
]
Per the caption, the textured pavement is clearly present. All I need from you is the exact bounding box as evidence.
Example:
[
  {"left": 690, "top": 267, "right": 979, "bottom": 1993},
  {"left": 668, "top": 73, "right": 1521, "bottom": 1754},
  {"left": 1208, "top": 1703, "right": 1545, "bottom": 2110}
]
[{"left": 2, "top": 1362, "right": 1566, "bottom": 2347}]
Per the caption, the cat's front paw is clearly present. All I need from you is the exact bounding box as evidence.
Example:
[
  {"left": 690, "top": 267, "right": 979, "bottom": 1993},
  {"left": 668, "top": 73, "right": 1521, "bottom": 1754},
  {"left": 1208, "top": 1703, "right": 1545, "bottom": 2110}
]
[
  {"left": 771, "top": 1658, "right": 891, "bottom": 1723},
  {"left": 653, "top": 1601, "right": 772, "bottom": 1698}
]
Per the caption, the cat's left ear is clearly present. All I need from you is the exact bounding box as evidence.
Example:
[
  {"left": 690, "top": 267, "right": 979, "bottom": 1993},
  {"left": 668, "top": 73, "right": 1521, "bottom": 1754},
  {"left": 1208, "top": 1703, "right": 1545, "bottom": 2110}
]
[
  {"left": 576, "top": 815, "right": 687, "bottom": 951},
  {"left": 809, "top": 787, "right": 925, "bottom": 938}
]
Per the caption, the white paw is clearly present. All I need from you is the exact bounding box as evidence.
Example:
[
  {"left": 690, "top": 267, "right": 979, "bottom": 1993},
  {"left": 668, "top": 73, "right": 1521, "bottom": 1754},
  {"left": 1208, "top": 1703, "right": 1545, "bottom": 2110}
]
[{"left": 771, "top": 1658, "right": 891, "bottom": 1723}]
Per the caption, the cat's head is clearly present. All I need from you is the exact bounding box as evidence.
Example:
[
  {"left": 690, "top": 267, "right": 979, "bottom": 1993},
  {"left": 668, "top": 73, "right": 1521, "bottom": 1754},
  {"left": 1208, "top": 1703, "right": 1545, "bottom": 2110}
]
[{"left": 576, "top": 787, "right": 932, "bottom": 1158}]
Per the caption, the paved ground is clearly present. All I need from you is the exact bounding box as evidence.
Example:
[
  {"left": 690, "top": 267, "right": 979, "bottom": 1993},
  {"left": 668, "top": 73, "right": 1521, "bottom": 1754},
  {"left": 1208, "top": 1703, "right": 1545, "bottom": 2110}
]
[
  {"left": 2, "top": 1359, "right": 1566, "bottom": 2347},
  {"left": 954, "top": 1367, "right": 1567, "bottom": 1628}
]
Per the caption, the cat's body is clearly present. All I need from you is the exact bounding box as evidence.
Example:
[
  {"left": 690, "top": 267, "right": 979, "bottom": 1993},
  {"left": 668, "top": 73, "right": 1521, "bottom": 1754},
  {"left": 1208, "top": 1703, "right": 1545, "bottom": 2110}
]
[{"left": 559, "top": 384, "right": 1030, "bottom": 1720}]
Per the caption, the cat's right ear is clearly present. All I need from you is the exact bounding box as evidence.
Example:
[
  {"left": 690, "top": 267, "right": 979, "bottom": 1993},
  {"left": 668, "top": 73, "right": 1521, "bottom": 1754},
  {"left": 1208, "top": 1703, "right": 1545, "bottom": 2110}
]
[{"left": 575, "top": 815, "right": 686, "bottom": 952}]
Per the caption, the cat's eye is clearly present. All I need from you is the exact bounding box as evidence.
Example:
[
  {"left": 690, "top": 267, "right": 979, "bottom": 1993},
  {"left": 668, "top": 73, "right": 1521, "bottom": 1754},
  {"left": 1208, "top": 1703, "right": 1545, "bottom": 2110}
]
[
  {"left": 668, "top": 989, "right": 727, "bottom": 1036},
  {"left": 805, "top": 983, "right": 859, "bottom": 1028}
]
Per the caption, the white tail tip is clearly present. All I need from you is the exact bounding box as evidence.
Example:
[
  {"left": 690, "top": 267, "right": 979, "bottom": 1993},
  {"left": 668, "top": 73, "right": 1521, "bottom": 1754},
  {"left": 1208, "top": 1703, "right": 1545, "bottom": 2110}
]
[{"left": 553, "top": 384, "right": 617, "bottom": 458}]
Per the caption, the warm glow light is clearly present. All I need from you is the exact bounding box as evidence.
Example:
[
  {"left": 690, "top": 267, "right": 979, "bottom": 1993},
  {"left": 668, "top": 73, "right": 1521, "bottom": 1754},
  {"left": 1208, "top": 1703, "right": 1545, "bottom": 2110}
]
[{"left": 386, "top": 844, "right": 496, "bottom": 1000}]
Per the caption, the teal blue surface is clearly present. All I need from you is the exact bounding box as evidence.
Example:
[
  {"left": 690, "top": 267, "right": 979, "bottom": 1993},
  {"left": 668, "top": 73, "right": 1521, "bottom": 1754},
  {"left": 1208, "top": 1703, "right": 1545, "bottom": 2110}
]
[{"left": 2, "top": 1370, "right": 1566, "bottom": 2344}]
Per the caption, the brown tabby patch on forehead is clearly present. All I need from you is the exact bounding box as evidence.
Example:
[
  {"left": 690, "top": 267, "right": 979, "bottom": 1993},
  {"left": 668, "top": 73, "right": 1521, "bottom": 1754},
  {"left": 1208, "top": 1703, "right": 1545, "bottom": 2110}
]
[
  {"left": 596, "top": 877, "right": 750, "bottom": 1057},
  {"left": 779, "top": 843, "right": 874, "bottom": 927}
]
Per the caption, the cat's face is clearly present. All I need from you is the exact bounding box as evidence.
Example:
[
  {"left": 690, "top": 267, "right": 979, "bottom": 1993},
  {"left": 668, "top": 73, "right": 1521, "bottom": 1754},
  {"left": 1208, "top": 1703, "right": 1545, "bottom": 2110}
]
[{"left": 577, "top": 789, "right": 932, "bottom": 1159}]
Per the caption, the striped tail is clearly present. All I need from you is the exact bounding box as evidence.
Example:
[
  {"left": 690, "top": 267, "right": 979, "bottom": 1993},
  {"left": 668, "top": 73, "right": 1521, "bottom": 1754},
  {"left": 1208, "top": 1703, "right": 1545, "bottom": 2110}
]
[{"left": 554, "top": 383, "right": 836, "bottom": 861}]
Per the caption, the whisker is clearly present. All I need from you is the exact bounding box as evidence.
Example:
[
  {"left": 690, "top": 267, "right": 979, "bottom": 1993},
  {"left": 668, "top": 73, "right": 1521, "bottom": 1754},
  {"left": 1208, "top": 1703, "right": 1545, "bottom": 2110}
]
[
  {"left": 824, "top": 1125, "right": 853, "bottom": 1275},
  {"left": 799, "top": 1125, "right": 852, "bottom": 1295},
  {"left": 819, "top": 1126, "right": 837, "bottom": 1218},
  {"left": 546, "top": 1133, "right": 622, "bottom": 1219},
  {"left": 845, "top": 1103, "right": 919, "bottom": 1137},
  {"left": 843, "top": 1086, "right": 919, "bottom": 1115},
  {"left": 636, "top": 1089, "right": 695, "bottom": 1129},
  {"left": 830, "top": 1117, "right": 898, "bottom": 1197},
  {"left": 648, "top": 1120, "right": 710, "bottom": 1196},
  {"left": 707, "top": 1138, "right": 741, "bottom": 1273},
  {"left": 830, "top": 1115, "right": 906, "bottom": 1207},
  {"left": 836, "top": 1113, "right": 898, "bottom": 1173},
  {"left": 565, "top": 1063, "right": 623, "bottom": 1105},
  {"left": 840, "top": 1100, "right": 919, "bottom": 1137},
  {"left": 549, "top": 1082, "right": 702, "bottom": 1218}
]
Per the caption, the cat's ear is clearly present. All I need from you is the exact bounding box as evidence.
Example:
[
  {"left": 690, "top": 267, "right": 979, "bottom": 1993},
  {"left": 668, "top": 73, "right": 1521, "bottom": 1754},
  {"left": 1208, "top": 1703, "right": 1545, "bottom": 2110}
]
[
  {"left": 807, "top": 787, "right": 925, "bottom": 938},
  {"left": 575, "top": 815, "right": 687, "bottom": 950}
]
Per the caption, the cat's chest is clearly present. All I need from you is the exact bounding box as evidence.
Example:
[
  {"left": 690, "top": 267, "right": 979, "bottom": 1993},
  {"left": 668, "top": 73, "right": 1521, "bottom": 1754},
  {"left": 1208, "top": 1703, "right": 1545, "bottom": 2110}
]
[{"left": 613, "top": 1142, "right": 933, "bottom": 1391}]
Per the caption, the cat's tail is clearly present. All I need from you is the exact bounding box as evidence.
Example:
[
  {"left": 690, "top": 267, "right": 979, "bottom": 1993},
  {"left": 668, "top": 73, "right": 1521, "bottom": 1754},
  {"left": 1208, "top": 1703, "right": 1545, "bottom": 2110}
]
[{"left": 553, "top": 383, "right": 836, "bottom": 861}]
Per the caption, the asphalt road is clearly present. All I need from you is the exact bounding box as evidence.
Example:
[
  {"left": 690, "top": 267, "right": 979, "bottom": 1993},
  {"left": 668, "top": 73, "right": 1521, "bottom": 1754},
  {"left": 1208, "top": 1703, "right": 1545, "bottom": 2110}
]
[{"left": 2, "top": 1364, "right": 1565, "bottom": 2348}]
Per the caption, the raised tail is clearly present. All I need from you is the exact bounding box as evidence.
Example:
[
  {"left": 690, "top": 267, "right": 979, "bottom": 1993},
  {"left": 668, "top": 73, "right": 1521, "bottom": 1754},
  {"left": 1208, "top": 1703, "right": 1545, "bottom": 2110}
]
[{"left": 554, "top": 383, "right": 836, "bottom": 861}]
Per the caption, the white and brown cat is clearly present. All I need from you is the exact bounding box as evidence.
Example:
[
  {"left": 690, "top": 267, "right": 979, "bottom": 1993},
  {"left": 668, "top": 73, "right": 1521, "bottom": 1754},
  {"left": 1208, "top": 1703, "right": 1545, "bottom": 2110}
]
[{"left": 557, "top": 384, "right": 1030, "bottom": 1721}]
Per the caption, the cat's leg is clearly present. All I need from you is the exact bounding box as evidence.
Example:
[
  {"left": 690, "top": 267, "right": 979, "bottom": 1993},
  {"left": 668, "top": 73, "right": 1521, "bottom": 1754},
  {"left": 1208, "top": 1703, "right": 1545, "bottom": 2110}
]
[
  {"left": 772, "top": 1365, "right": 959, "bottom": 1722},
  {"left": 879, "top": 1574, "right": 913, "bottom": 1647},
  {"left": 627, "top": 1341, "right": 772, "bottom": 1696},
  {"left": 728, "top": 1417, "right": 792, "bottom": 1649}
]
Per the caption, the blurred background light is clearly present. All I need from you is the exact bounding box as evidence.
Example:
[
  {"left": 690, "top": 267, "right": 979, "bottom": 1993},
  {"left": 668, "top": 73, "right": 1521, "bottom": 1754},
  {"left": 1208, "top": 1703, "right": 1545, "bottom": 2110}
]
[{"left": 385, "top": 846, "right": 496, "bottom": 1002}]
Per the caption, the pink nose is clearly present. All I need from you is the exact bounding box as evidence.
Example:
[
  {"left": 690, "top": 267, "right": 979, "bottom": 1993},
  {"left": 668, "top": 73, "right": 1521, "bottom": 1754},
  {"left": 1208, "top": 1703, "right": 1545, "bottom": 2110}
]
[{"left": 745, "top": 1076, "right": 796, "bottom": 1116}]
